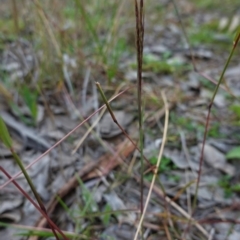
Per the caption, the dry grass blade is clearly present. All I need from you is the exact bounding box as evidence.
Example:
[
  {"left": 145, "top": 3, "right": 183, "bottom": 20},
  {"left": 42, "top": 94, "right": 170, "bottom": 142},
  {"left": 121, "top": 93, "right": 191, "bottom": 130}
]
[
  {"left": 11, "top": 0, "right": 19, "bottom": 35},
  {"left": 71, "top": 107, "right": 106, "bottom": 155},
  {"left": 33, "top": 0, "right": 61, "bottom": 57},
  {"left": 149, "top": 182, "right": 210, "bottom": 238},
  {"left": 72, "top": 82, "right": 127, "bottom": 154},
  {"left": 133, "top": 91, "right": 169, "bottom": 240}
]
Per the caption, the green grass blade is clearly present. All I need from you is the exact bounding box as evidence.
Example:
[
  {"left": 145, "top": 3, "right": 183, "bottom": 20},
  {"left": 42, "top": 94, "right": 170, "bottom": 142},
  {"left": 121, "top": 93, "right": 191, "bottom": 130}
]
[{"left": 0, "top": 115, "right": 13, "bottom": 148}]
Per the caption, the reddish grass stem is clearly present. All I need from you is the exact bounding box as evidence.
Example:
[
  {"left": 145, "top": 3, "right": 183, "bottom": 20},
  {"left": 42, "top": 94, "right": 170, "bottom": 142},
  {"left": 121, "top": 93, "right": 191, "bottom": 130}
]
[
  {"left": 134, "top": 0, "right": 144, "bottom": 217},
  {"left": 0, "top": 167, "right": 68, "bottom": 240}
]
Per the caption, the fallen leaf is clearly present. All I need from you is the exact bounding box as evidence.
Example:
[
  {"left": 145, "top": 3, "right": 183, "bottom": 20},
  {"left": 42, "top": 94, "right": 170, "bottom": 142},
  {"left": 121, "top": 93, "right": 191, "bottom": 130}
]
[{"left": 198, "top": 144, "right": 235, "bottom": 176}]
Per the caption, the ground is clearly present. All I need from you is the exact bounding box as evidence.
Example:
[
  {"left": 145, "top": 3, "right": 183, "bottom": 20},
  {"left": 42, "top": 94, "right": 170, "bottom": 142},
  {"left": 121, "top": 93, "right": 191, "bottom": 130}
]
[{"left": 1, "top": 0, "right": 240, "bottom": 240}]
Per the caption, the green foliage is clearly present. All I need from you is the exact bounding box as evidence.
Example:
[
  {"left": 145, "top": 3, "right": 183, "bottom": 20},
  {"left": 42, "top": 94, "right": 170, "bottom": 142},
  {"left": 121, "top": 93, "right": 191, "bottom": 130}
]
[
  {"left": 230, "top": 105, "right": 240, "bottom": 120},
  {"left": 72, "top": 0, "right": 127, "bottom": 82},
  {"left": 200, "top": 77, "right": 215, "bottom": 90},
  {"left": 0, "top": 18, "right": 25, "bottom": 38},
  {"left": 231, "top": 105, "right": 240, "bottom": 118},
  {"left": 0, "top": 115, "right": 46, "bottom": 223},
  {"left": 7, "top": 226, "right": 79, "bottom": 239},
  {"left": 76, "top": 176, "right": 98, "bottom": 215},
  {"left": 20, "top": 86, "right": 38, "bottom": 124},
  {"left": 218, "top": 174, "right": 240, "bottom": 198},
  {"left": 189, "top": 28, "right": 214, "bottom": 45},
  {"left": 131, "top": 53, "right": 189, "bottom": 74},
  {"left": 170, "top": 112, "right": 223, "bottom": 139},
  {"left": 101, "top": 204, "right": 112, "bottom": 227},
  {"left": 234, "top": 26, "right": 240, "bottom": 42},
  {"left": 170, "top": 113, "right": 204, "bottom": 134},
  {"left": 15, "top": 230, "right": 58, "bottom": 238},
  {"left": 9, "top": 102, "right": 33, "bottom": 126},
  {"left": 0, "top": 116, "right": 13, "bottom": 148},
  {"left": 145, "top": 156, "right": 177, "bottom": 182},
  {"left": 142, "top": 54, "right": 174, "bottom": 74},
  {"left": 150, "top": 156, "right": 177, "bottom": 172},
  {"left": 218, "top": 174, "right": 233, "bottom": 198},
  {"left": 168, "top": 175, "right": 181, "bottom": 182},
  {"left": 208, "top": 123, "right": 221, "bottom": 138},
  {"left": 188, "top": 20, "right": 231, "bottom": 46},
  {"left": 144, "top": 172, "right": 154, "bottom": 182},
  {"left": 106, "top": 38, "right": 127, "bottom": 80},
  {"left": 231, "top": 184, "right": 240, "bottom": 192},
  {"left": 194, "top": 0, "right": 240, "bottom": 11},
  {"left": 226, "top": 147, "right": 240, "bottom": 160}
]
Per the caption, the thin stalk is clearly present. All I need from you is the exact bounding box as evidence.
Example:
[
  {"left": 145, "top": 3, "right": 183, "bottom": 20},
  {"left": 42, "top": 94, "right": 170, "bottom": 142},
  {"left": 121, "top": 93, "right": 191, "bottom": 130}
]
[
  {"left": 133, "top": 91, "right": 169, "bottom": 240},
  {"left": 10, "top": 149, "right": 44, "bottom": 209},
  {"left": 134, "top": 0, "right": 144, "bottom": 217},
  {"left": 0, "top": 116, "right": 66, "bottom": 239},
  {"left": 95, "top": 82, "right": 153, "bottom": 168},
  {"left": 134, "top": 1, "right": 144, "bottom": 238},
  {"left": 0, "top": 167, "right": 68, "bottom": 240},
  {"left": 10, "top": 149, "right": 64, "bottom": 240},
  {"left": 172, "top": 0, "right": 240, "bottom": 235},
  {"left": 193, "top": 32, "right": 240, "bottom": 210},
  {"left": 11, "top": 0, "right": 19, "bottom": 35}
]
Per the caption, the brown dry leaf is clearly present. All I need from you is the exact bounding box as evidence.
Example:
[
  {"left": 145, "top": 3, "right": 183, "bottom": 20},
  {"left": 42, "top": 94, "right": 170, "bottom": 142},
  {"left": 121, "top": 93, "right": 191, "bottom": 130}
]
[
  {"left": 164, "top": 148, "right": 189, "bottom": 169},
  {"left": 0, "top": 195, "right": 23, "bottom": 215},
  {"left": 0, "top": 211, "right": 21, "bottom": 222},
  {"left": 225, "top": 65, "right": 240, "bottom": 97},
  {"left": 103, "top": 192, "right": 136, "bottom": 223},
  {"left": 1, "top": 39, "right": 38, "bottom": 83},
  {"left": 101, "top": 224, "right": 136, "bottom": 240},
  {"left": 100, "top": 111, "right": 133, "bottom": 138},
  {"left": 199, "top": 143, "right": 235, "bottom": 176},
  {"left": 30, "top": 138, "right": 135, "bottom": 239},
  {"left": 84, "top": 139, "right": 134, "bottom": 179},
  {"left": 0, "top": 111, "right": 54, "bottom": 153}
]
